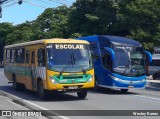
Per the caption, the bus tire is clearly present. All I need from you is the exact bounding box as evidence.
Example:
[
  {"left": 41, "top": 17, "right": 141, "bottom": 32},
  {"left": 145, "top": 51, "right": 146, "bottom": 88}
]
[
  {"left": 12, "top": 75, "right": 21, "bottom": 91},
  {"left": 37, "top": 80, "right": 48, "bottom": 100},
  {"left": 120, "top": 89, "right": 128, "bottom": 93},
  {"left": 77, "top": 90, "right": 87, "bottom": 99}
]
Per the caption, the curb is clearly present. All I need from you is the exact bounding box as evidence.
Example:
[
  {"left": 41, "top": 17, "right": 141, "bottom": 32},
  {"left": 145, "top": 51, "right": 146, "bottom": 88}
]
[{"left": 0, "top": 90, "right": 68, "bottom": 119}]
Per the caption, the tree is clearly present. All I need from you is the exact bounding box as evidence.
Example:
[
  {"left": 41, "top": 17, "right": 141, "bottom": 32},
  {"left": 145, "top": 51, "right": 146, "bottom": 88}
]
[
  {"left": 111, "top": 0, "right": 160, "bottom": 51},
  {"left": 0, "top": 22, "right": 14, "bottom": 45},
  {"left": 68, "top": 0, "right": 117, "bottom": 37},
  {"left": 5, "top": 22, "right": 34, "bottom": 44},
  {"left": 33, "top": 6, "right": 70, "bottom": 39}
]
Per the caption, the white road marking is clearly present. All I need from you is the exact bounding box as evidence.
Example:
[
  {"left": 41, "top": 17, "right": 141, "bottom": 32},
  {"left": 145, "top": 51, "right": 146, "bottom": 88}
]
[
  {"left": 0, "top": 90, "right": 70, "bottom": 119},
  {"left": 147, "top": 80, "right": 160, "bottom": 83},
  {"left": 133, "top": 95, "right": 160, "bottom": 102}
]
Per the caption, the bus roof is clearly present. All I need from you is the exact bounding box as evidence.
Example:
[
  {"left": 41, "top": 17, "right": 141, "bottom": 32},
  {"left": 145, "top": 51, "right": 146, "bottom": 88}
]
[
  {"left": 5, "top": 38, "right": 89, "bottom": 48},
  {"left": 77, "top": 35, "right": 141, "bottom": 47}
]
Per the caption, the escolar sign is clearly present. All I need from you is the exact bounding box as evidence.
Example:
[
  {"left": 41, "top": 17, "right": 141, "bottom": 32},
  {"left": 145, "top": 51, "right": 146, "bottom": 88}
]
[{"left": 55, "top": 44, "right": 84, "bottom": 49}]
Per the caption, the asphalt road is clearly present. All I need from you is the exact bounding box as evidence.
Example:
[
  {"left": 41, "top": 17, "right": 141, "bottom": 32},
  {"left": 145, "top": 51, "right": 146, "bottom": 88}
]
[{"left": 0, "top": 68, "right": 160, "bottom": 119}]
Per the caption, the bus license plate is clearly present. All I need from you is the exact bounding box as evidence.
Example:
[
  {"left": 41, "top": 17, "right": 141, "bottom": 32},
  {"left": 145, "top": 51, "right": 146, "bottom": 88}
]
[
  {"left": 68, "top": 86, "right": 78, "bottom": 89},
  {"left": 128, "top": 86, "right": 134, "bottom": 88}
]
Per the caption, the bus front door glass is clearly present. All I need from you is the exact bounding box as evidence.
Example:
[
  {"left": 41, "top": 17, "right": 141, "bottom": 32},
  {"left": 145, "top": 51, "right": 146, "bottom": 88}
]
[{"left": 46, "top": 44, "right": 93, "bottom": 73}]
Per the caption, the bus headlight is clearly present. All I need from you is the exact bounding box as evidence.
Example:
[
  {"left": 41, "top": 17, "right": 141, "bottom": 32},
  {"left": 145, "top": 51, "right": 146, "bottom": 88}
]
[
  {"left": 109, "top": 75, "right": 120, "bottom": 81},
  {"left": 49, "top": 76, "right": 58, "bottom": 84},
  {"left": 141, "top": 79, "right": 146, "bottom": 82},
  {"left": 87, "top": 75, "right": 94, "bottom": 82},
  {"left": 88, "top": 77, "right": 92, "bottom": 82}
]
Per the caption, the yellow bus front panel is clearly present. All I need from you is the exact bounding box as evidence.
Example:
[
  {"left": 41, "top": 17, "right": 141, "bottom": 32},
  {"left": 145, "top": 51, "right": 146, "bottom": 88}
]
[{"left": 45, "top": 69, "right": 94, "bottom": 91}]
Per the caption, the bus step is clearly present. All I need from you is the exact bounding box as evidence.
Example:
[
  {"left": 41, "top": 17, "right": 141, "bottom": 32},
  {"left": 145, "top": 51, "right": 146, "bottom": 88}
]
[{"left": 8, "top": 81, "right": 13, "bottom": 83}]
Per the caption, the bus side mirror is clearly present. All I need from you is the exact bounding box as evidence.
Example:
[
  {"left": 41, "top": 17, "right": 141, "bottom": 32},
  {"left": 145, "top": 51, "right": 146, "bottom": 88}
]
[
  {"left": 104, "top": 47, "right": 115, "bottom": 65},
  {"left": 144, "top": 50, "right": 152, "bottom": 63}
]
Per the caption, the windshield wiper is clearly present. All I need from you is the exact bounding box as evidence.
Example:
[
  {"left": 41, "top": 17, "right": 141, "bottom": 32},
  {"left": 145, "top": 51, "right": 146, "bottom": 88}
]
[
  {"left": 59, "top": 60, "right": 72, "bottom": 76},
  {"left": 59, "top": 53, "right": 76, "bottom": 76},
  {"left": 71, "top": 53, "right": 75, "bottom": 66},
  {"left": 131, "top": 67, "right": 140, "bottom": 77}
]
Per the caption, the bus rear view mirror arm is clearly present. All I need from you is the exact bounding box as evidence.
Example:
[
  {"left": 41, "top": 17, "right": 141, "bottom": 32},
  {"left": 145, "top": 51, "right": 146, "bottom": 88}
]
[
  {"left": 144, "top": 50, "right": 152, "bottom": 63},
  {"left": 104, "top": 47, "right": 115, "bottom": 62}
]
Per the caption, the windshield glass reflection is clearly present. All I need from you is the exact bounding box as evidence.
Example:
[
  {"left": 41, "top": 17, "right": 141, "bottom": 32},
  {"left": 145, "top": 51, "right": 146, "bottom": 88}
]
[
  {"left": 47, "top": 44, "right": 93, "bottom": 72},
  {"left": 113, "top": 45, "right": 145, "bottom": 76}
]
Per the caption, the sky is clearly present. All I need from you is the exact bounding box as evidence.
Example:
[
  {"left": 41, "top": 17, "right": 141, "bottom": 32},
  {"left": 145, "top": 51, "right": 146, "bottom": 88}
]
[{"left": 0, "top": 0, "right": 76, "bottom": 25}]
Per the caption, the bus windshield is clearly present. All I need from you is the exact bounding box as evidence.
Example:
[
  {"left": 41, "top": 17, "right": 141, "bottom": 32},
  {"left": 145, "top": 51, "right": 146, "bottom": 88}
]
[
  {"left": 46, "top": 43, "right": 93, "bottom": 72},
  {"left": 113, "top": 45, "right": 145, "bottom": 76}
]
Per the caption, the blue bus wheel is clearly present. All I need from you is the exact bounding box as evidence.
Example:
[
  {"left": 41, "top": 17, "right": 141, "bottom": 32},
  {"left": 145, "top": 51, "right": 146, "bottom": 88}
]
[{"left": 120, "top": 89, "right": 128, "bottom": 93}]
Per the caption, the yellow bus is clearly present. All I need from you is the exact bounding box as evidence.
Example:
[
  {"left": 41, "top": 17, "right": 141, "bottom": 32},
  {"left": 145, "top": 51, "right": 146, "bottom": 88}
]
[{"left": 4, "top": 38, "right": 94, "bottom": 99}]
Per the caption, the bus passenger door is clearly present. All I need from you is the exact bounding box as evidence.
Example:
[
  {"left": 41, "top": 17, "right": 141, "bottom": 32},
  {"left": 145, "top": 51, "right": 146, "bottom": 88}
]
[
  {"left": 25, "top": 48, "right": 36, "bottom": 91},
  {"left": 31, "top": 50, "right": 37, "bottom": 90},
  {"left": 25, "top": 49, "right": 32, "bottom": 90}
]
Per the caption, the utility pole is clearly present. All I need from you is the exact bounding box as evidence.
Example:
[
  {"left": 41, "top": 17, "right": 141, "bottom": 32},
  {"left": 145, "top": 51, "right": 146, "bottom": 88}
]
[
  {"left": 18, "top": 0, "right": 23, "bottom": 5},
  {"left": 0, "top": 0, "right": 23, "bottom": 18},
  {"left": 0, "top": 0, "right": 8, "bottom": 18}
]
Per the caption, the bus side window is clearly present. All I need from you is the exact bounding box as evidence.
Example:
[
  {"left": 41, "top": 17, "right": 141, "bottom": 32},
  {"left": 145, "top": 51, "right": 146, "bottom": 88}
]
[
  {"left": 102, "top": 54, "right": 112, "bottom": 71},
  {"left": 26, "top": 50, "right": 30, "bottom": 64},
  {"left": 38, "top": 48, "right": 45, "bottom": 66},
  {"left": 6, "top": 49, "right": 11, "bottom": 63},
  {"left": 15, "top": 48, "right": 25, "bottom": 63},
  {"left": 11, "top": 49, "right": 15, "bottom": 63},
  {"left": 31, "top": 51, "right": 35, "bottom": 64}
]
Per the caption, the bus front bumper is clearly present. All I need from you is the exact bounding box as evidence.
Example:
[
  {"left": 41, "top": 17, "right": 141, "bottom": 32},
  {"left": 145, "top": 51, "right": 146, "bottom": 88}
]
[{"left": 46, "top": 81, "right": 94, "bottom": 91}]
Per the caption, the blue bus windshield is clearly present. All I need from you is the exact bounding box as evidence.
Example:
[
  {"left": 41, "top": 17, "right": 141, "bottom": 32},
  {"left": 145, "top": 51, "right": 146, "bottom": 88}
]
[{"left": 113, "top": 45, "right": 145, "bottom": 76}]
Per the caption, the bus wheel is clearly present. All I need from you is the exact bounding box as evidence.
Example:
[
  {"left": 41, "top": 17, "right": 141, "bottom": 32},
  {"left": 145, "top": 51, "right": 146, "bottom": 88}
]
[
  {"left": 120, "top": 89, "right": 128, "bottom": 93},
  {"left": 12, "top": 75, "right": 21, "bottom": 91},
  {"left": 77, "top": 90, "right": 87, "bottom": 99},
  {"left": 37, "top": 81, "right": 48, "bottom": 100}
]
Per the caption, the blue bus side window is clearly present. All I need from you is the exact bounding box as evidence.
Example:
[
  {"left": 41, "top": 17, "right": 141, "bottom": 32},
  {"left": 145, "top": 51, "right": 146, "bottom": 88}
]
[{"left": 102, "top": 54, "right": 112, "bottom": 71}]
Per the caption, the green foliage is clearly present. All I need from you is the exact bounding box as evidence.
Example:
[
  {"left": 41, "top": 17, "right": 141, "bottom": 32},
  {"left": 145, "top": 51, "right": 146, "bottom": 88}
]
[
  {"left": 68, "top": 0, "right": 117, "bottom": 36},
  {"left": 33, "top": 6, "right": 70, "bottom": 39},
  {"left": 111, "top": 0, "right": 160, "bottom": 51},
  {"left": 0, "top": 22, "right": 14, "bottom": 45}
]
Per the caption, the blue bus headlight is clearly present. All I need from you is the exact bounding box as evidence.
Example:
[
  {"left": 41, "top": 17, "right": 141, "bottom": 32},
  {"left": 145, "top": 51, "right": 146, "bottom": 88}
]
[
  {"left": 49, "top": 76, "right": 58, "bottom": 84},
  {"left": 109, "top": 75, "right": 146, "bottom": 84},
  {"left": 109, "top": 75, "right": 120, "bottom": 81}
]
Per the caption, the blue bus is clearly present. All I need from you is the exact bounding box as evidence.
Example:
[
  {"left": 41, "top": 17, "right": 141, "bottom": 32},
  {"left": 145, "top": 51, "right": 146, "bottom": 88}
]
[{"left": 77, "top": 35, "right": 152, "bottom": 92}]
